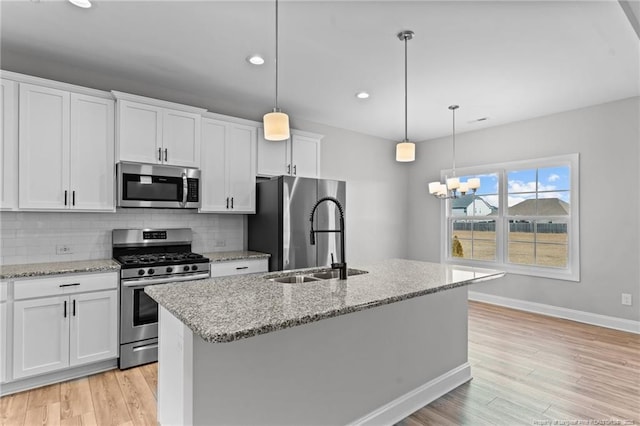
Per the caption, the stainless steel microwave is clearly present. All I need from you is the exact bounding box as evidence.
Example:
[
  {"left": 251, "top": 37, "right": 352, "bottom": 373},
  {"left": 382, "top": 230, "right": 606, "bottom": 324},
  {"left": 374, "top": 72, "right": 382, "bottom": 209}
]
[{"left": 116, "top": 162, "right": 201, "bottom": 209}]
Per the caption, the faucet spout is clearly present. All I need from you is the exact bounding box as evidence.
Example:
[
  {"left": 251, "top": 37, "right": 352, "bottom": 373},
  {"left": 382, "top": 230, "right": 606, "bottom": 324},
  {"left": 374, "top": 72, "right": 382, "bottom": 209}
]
[{"left": 309, "top": 197, "right": 347, "bottom": 279}]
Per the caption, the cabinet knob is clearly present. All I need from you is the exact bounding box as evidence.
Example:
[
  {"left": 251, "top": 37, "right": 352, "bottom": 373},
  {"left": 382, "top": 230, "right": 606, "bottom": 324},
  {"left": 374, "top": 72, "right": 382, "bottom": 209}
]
[
  {"left": 293, "top": 165, "right": 297, "bottom": 175},
  {"left": 287, "top": 164, "right": 291, "bottom": 174}
]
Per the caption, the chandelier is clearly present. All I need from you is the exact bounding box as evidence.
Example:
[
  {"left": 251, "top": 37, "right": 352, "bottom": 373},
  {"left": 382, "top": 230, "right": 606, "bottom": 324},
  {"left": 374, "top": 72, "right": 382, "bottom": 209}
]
[{"left": 428, "top": 105, "right": 480, "bottom": 198}]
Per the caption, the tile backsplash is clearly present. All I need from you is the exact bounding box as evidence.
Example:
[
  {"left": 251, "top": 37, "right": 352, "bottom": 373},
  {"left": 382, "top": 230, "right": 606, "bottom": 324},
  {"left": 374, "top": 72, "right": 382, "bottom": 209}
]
[{"left": 0, "top": 209, "right": 245, "bottom": 265}]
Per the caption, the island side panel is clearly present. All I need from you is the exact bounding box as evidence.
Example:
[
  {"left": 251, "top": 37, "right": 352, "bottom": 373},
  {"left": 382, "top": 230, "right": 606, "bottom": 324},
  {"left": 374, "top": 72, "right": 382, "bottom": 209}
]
[{"left": 184, "top": 286, "right": 470, "bottom": 426}]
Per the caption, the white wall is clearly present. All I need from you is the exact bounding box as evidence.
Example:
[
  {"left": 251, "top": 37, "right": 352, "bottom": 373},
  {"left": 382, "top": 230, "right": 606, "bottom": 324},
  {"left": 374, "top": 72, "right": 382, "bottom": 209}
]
[
  {"left": 293, "top": 117, "right": 410, "bottom": 264},
  {"left": 406, "top": 97, "right": 640, "bottom": 322},
  {"left": 0, "top": 210, "right": 244, "bottom": 265}
]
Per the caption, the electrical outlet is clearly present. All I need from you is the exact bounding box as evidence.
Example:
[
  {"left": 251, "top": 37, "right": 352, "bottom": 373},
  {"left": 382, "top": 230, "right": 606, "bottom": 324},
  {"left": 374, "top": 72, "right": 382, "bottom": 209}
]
[
  {"left": 621, "top": 293, "right": 632, "bottom": 306},
  {"left": 214, "top": 240, "right": 226, "bottom": 247},
  {"left": 56, "top": 245, "right": 73, "bottom": 255}
]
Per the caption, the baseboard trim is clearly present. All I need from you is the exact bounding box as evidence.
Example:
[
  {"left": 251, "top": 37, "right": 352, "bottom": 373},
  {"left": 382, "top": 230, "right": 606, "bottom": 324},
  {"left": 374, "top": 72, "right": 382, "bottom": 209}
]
[
  {"left": 469, "top": 291, "right": 640, "bottom": 335},
  {"left": 0, "top": 359, "right": 118, "bottom": 396},
  {"left": 349, "top": 362, "right": 472, "bottom": 426}
]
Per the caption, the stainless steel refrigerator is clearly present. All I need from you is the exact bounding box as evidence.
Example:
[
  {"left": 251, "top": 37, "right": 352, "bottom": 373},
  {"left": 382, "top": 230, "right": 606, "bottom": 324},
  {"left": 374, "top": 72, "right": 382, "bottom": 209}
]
[{"left": 248, "top": 176, "right": 346, "bottom": 272}]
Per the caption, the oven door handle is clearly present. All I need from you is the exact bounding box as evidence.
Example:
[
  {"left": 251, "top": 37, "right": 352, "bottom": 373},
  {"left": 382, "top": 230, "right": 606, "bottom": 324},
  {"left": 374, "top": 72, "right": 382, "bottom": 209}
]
[
  {"left": 181, "top": 172, "right": 188, "bottom": 207},
  {"left": 122, "top": 272, "right": 210, "bottom": 287}
]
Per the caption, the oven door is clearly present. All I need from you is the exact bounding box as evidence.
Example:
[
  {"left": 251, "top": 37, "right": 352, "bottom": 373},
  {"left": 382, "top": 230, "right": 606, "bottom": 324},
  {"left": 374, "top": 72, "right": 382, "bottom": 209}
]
[
  {"left": 120, "top": 281, "right": 158, "bottom": 344},
  {"left": 117, "top": 162, "right": 200, "bottom": 208}
]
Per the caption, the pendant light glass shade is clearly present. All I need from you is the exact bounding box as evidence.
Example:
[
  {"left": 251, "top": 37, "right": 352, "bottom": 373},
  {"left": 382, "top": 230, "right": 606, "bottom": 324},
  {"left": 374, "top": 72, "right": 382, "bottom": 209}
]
[
  {"left": 396, "top": 141, "right": 415, "bottom": 162},
  {"left": 263, "top": 0, "right": 290, "bottom": 141},
  {"left": 263, "top": 110, "right": 290, "bottom": 141}
]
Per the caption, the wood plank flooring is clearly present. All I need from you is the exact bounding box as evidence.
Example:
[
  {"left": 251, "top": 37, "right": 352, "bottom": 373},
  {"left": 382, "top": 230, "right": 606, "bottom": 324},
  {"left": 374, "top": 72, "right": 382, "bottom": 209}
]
[{"left": 2, "top": 301, "right": 638, "bottom": 425}]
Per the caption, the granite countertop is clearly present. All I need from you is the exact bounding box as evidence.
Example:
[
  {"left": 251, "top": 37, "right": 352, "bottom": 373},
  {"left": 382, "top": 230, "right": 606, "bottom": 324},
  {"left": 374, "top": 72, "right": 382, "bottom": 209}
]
[
  {"left": 145, "top": 258, "right": 505, "bottom": 344},
  {"left": 204, "top": 251, "right": 270, "bottom": 262},
  {"left": 0, "top": 259, "right": 121, "bottom": 280}
]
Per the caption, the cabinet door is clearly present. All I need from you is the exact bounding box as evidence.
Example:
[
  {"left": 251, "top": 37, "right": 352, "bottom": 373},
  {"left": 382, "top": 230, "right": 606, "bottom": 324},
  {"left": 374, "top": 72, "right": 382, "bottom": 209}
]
[
  {"left": 200, "top": 119, "right": 228, "bottom": 212},
  {"left": 13, "top": 297, "right": 69, "bottom": 379},
  {"left": 0, "top": 301, "right": 6, "bottom": 383},
  {"left": 70, "top": 94, "right": 115, "bottom": 211},
  {"left": 163, "top": 109, "right": 200, "bottom": 167},
  {"left": 0, "top": 79, "right": 18, "bottom": 210},
  {"left": 257, "top": 130, "right": 290, "bottom": 177},
  {"left": 227, "top": 124, "right": 256, "bottom": 213},
  {"left": 291, "top": 133, "right": 320, "bottom": 178},
  {"left": 117, "top": 100, "right": 163, "bottom": 164},
  {"left": 69, "top": 290, "right": 117, "bottom": 367},
  {"left": 19, "top": 84, "right": 70, "bottom": 210}
]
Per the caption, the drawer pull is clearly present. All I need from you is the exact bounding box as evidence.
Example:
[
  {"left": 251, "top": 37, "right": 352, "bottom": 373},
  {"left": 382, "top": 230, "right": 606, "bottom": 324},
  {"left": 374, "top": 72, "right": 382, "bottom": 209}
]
[
  {"left": 72, "top": 299, "right": 76, "bottom": 316},
  {"left": 59, "top": 283, "right": 81, "bottom": 288},
  {"left": 63, "top": 300, "right": 67, "bottom": 318},
  {"left": 235, "top": 266, "right": 249, "bottom": 270}
]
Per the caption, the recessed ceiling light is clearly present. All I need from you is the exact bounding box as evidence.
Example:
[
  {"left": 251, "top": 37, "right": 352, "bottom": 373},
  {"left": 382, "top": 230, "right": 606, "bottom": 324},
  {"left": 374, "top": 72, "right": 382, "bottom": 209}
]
[
  {"left": 355, "top": 92, "right": 370, "bottom": 99},
  {"left": 68, "top": 0, "right": 92, "bottom": 8},
  {"left": 247, "top": 55, "right": 265, "bottom": 66}
]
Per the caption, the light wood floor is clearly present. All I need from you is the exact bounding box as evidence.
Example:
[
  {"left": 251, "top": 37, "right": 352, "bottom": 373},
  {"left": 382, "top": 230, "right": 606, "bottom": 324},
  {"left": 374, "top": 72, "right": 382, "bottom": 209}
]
[{"left": 1, "top": 301, "right": 638, "bottom": 425}]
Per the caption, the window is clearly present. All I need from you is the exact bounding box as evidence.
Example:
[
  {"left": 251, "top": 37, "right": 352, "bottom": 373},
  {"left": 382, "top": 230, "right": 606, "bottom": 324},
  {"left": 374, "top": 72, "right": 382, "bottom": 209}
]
[{"left": 443, "top": 154, "right": 579, "bottom": 281}]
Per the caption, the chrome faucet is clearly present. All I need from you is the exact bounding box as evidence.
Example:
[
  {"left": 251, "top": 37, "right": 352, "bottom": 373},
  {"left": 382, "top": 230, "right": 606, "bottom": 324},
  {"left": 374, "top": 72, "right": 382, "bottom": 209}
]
[{"left": 309, "top": 196, "right": 347, "bottom": 279}]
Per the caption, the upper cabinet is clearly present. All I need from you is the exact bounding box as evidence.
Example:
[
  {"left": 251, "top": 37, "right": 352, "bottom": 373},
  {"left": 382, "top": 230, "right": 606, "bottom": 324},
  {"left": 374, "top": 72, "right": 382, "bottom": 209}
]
[
  {"left": 257, "top": 129, "right": 322, "bottom": 178},
  {"left": 0, "top": 79, "right": 18, "bottom": 210},
  {"left": 113, "top": 91, "right": 205, "bottom": 168},
  {"left": 18, "top": 83, "right": 115, "bottom": 211},
  {"left": 201, "top": 116, "right": 257, "bottom": 213}
]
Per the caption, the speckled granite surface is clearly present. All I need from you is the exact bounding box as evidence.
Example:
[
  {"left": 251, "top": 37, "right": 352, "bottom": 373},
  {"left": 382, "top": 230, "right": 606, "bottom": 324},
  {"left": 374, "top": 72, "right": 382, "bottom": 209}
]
[
  {"left": 0, "top": 259, "right": 120, "bottom": 280},
  {"left": 145, "top": 258, "right": 504, "bottom": 344},
  {"left": 204, "top": 251, "right": 270, "bottom": 262}
]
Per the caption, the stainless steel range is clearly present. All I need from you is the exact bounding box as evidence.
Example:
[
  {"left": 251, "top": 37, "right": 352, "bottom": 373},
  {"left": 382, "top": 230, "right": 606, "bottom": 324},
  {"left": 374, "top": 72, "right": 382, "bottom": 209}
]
[{"left": 113, "top": 228, "right": 210, "bottom": 369}]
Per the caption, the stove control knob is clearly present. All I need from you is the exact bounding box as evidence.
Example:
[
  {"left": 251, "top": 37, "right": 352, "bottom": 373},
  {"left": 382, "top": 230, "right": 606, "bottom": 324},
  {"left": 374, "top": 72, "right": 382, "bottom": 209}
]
[
  {"left": 138, "top": 269, "right": 145, "bottom": 276},
  {"left": 148, "top": 269, "right": 155, "bottom": 275},
  {"left": 183, "top": 265, "right": 190, "bottom": 272},
  {"left": 166, "top": 267, "right": 173, "bottom": 273},
  {"left": 191, "top": 265, "right": 198, "bottom": 271}
]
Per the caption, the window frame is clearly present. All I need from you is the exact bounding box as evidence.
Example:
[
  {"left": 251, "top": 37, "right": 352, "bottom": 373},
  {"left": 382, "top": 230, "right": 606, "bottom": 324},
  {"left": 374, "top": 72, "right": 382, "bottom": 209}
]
[{"left": 441, "top": 154, "right": 580, "bottom": 282}]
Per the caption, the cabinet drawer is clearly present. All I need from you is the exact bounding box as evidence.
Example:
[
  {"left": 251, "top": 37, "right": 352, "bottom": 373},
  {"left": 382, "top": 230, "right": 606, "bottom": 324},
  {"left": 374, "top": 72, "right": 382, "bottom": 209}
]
[
  {"left": 210, "top": 259, "right": 268, "bottom": 277},
  {"left": 0, "top": 282, "right": 7, "bottom": 302},
  {"left": 14, "top": 272, "right": 118, "bottom": 300}
]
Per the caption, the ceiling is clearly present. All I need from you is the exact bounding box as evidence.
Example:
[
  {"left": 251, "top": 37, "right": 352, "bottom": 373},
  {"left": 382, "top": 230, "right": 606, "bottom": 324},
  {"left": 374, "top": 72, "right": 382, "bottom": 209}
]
[{"left": 1, "top": 0, "right": 638, "bottom": 142}]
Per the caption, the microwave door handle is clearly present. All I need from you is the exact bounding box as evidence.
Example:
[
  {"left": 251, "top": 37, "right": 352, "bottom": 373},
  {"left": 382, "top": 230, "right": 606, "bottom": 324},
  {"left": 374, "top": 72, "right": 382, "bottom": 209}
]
[{"left": 182, "top": 172, "right": 188, "bottom": 207}]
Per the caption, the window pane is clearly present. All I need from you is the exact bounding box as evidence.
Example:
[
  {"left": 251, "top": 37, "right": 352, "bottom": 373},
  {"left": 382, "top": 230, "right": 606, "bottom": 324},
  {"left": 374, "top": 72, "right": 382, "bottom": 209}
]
[
  {"left": 508, "top": 169, "right": 537, "bottom": 194},
  {"left": 473, "top": 221, "right": 496, "bottom": 240},
  {"left": 538, "top": 191, "right": 570, "bottom": 215},
  {"left": 508, "top": 193, "right": 536, "bottom": 215},
  {"left": 509, "top": 220, "right": 535, "bottom": 242},
  {"left": 473, "top": 239, "right": 496, "bottom": 261},
  {"left": 463, "top": 173, "right": 498, "bottom": 196},
  {"left": 451, "top": 235, "right": 471, "bottom": 259},
  {"left": 536, "top": 243, "right": 568, "bottom": 267},
  {"left": 536, "top": 221, "right": 568, "bottom": 244},
  {"left": 508, "top": 242, "right": 535, "bottom": 265},
  {"left": 538, "top": 166, "right": 570, "bottom": 191}
]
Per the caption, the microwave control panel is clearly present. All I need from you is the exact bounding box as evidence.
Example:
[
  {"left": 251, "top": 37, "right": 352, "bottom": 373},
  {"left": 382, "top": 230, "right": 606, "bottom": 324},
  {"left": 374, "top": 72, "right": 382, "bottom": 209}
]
[{"left": 187, "top": 179, "right": 199, "bottom": 201}]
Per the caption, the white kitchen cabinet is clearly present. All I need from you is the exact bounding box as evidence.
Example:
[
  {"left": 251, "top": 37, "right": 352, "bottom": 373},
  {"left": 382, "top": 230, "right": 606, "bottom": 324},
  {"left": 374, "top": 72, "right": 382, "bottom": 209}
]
[
  {"left": 0, "top": 79, "right": 18, "bottom": 210},
  {"left": 201, "top": 118, "right": 256, "bottom": 213},
  {"left": 12, "top": 272, "right": 118, "bottom": 380},
  {"left": 210, "top": 258, "right": 268, "bottom": 277},
  {"left": 0, "top": 281, "right": 8, "bottom": 383},
  {"left": 257, "top": 129, "right": 322, "bottom": 178},
  {"left": 113, "top": 92, "right": 205, "bottom": 168},
  {"left": 18, "top": 83, "right": 115, "bottom": 211}
]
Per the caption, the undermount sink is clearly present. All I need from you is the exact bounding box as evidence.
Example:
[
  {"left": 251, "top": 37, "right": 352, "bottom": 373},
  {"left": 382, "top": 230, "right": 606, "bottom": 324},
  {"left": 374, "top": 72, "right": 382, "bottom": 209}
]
[
  {"left": 270, "top": 275, "right": 322, "bottom": 284},
  {"left": 267, "top": 268, "right": 368, "bottom": 283}
]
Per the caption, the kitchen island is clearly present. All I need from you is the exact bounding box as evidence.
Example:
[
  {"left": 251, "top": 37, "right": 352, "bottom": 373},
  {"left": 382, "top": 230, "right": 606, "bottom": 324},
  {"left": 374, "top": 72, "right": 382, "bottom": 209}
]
[{"left": 146, "top": 259, "right": 504, "bottom": 426}]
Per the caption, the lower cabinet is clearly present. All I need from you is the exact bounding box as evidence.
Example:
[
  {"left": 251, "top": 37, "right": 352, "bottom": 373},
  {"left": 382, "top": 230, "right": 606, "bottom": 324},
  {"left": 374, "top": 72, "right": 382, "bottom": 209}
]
[
  {"left": 11, "top": 273, "right": 118, "bottom": 380},
  {"left": 210, "top": 258, "right": 269, "bottom": 278},
  {"left": 0, "top": 282, "right": 7, "bottom": 383}
]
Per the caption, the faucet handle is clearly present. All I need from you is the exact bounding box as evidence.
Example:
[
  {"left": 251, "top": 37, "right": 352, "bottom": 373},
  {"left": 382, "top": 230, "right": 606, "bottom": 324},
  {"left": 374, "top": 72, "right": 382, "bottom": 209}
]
[{"left": 331, "top": 253, "right": 335, "bottom": 264}]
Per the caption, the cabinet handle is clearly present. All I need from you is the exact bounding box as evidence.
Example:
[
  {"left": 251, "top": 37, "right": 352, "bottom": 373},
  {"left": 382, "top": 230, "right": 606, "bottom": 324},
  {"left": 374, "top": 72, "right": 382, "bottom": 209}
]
[
  {"left": 64, "top": 190, "right": 68, "bottom": 206},
  {"left": 59, "top": 283, "right": 80, "bottom": 288},
  {"left": 72, "top": 191, "right": 76, "bottom": 206},
  {"left": 231, "top": 197, "right": 234, "bottom": 209},
  {"left": 293, "top": 165, "right": 297, "bottom": 175},
  {"left": 158, "top": 147, "right": 162, "bottom": 162},
  {"left": 235, "top": 266, "right": 249, "bottom": 270},
  {"left": 63, "top": 300, "right": 67, "bottom": 318},
  {"left": 226, "top": 197, "right": 229, "bottom": 209},
  {"left": 287, "top": 164, "right": 291, "bottom": 174},
  {"left": 164, "top": 148, "right": 168, "bottom": 162},
  {"left": 72, "top": 299, "right": 76, "bottom": 316}
]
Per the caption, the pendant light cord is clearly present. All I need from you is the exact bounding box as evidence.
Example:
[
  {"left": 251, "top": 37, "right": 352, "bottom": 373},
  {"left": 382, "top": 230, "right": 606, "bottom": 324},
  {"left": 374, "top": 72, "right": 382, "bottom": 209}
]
[
  {"left": 449, "top": 105, "right": 459, "bottom": 177},
  {"left": 275, "top": 0, "right": 279, "bottom": 111},
  {"left": 404, "top": 34, "right": 408, "bottom": 142}
]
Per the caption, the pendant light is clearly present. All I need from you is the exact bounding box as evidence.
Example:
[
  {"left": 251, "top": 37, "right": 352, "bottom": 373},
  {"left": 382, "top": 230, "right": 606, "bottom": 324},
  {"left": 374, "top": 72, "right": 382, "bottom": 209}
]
[
  {"left": 428, "top": 105, "right": 480, "bottom": 198},
  {"left": 396, "top": 30, "right": 415, "bottom": 162},
  {"left": 263, "top": 0, "right": 290, "bottom": 141}
]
